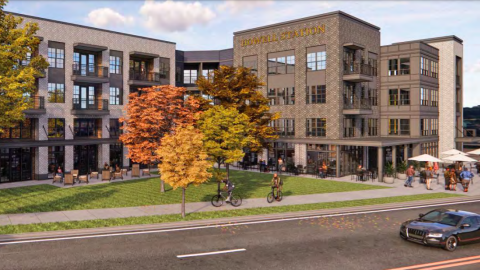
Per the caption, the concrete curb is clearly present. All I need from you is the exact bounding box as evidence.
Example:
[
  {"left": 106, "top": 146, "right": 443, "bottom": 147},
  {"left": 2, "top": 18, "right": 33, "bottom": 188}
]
[{"left": 0, "top": 195, "right": 478, "bottom": 243}]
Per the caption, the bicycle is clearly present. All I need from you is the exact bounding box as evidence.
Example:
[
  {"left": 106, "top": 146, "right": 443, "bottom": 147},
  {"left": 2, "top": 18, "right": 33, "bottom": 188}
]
[
  {"left": 211, "top": 190, "right": 242, "bottom": 207},
  {"left": 267, "top": 186, "right": 283, "bottom": 203}
]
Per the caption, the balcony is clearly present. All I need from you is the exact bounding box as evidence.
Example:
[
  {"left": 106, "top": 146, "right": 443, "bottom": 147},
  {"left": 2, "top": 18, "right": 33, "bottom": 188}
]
[
  {"left": 71, "top": 98, "right": 109, "bottom": 116},
  {"left": 128, "top": 69, "right": 162, "bottom": 86},
  {"left": 71, "top": 64, "right": 109, "bottom": 83},
  {"left": 343, "top": 97, "right": 373, "bottom": 115},
  {"left": 343, "top": 62, "right": 375, "bottom": 82},
  {"left": 343, "top": 127, "right": 356, "bottom": 138},
  {"left": 23, "top": 96, "right": 46, "bottom": 115},
  {"left": 456, "top": 75, "right": 461, "bottom": 88}
]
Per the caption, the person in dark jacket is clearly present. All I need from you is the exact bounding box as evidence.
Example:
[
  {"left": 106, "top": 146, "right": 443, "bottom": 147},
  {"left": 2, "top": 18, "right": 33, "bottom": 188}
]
[{"left": 444, "top": 168, "right": 451, "bottom": 190}]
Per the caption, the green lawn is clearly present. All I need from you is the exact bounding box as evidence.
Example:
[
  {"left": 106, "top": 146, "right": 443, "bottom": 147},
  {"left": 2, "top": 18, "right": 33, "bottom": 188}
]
[
  {"left": 0, "top": 170, "right": 388, "bottom": 214},
  {"left": 0, "top": 193, "right": 461, "bottom": 235}
]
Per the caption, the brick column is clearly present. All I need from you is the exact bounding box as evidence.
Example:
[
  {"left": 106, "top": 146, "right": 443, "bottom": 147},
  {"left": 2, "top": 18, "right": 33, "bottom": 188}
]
[
  {"left": 378, "top": 147, "right": 384, "bottom": 182},
  {"left": 37, "top": 147, "right": 49, "bottom": 180},
  {"left": 65, "top": 145, "right": 74, "bottom": 172},
  {"left": 99, "top": 144, "right": 110, "bottom": 169},
  {"left": 294, "top": 143, "right": 307, "bottom": 166}
]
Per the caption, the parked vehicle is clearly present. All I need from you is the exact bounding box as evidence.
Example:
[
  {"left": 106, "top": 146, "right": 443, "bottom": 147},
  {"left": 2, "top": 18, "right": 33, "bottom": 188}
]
[{"left": 400, "top": 209, "right": 480, "bottom": 251}]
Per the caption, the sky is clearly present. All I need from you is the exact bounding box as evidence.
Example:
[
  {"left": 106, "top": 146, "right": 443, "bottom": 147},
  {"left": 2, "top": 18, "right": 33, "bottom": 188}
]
[{"left": 6, "top": 0, "right": 480, "bottom": 107}]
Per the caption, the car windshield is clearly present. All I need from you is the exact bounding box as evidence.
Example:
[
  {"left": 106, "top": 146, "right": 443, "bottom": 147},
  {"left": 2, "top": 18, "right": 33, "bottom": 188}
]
[{"left": 420, "top": 211, "right": 463, "bottom": 226}]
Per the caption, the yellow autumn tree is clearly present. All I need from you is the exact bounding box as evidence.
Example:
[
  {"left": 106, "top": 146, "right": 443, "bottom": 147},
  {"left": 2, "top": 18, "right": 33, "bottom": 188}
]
[{"left": 156, "top": 125, "right": 213, "bottom": 218}]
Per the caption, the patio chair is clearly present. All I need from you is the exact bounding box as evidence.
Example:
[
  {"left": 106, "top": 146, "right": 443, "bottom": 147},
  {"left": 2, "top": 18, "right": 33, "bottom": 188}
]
[
  {"left": 71, "top": 170, "right": 79, "bottom": 182},
  {"left": 90, "top": 171, "right": 99, "bottom": 180},
  {"left": 142, "top": 169, "right": 151, "bottom": 176},
  {"left": 131, "top": 164, "right": 140, "bottom": 177},
  {"left": 78, "top": 175, "right": 89, "bottom": 184},
  {"left": 64, "top": 174, "right": 74, "bottom": 186},
  {"left": 52, "top": 174, "right": 63, "bottom": 184},
  {"left": 102, "top": 170, "right": 111, "bottom": 182},
  {"left": 113, "top": 171, "right": 123, "bottom": 180},
  {"left": 297, "top": 165, "right": 305, "bottom": 174},
  {"left": 121, "top": 168, "right": 128, "bottom": 176}
]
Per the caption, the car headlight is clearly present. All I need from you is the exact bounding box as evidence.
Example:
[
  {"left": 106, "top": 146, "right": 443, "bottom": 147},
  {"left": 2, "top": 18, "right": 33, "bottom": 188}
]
[{"left": 427, "top": 233, "right": 443, "bottom": 238}]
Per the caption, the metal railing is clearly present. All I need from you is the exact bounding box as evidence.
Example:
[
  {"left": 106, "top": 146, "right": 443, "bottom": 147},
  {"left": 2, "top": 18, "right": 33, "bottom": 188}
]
[
  {"left": 129, "top": 69, "right": 161, "bottom": 82},
  {"left": 343, "top": 96, "right": 372, "bottom": 110},
  {"left": 343, "top": 61, "right": 376, "bottom": 76},
  {"left": 344, "top": 127, "right": 356, "bottom": 138},
  {"left": 72, "top": 64, "right": 108, "bottom": 78},
  {"left": 25, "top": 96, "right": 45, "bottom": 110},
  {"left": 72, "top": 98, "right": 109, "bottom": 111}
]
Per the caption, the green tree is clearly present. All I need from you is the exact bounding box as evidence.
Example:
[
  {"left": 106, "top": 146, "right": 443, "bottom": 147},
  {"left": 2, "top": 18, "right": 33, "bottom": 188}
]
[
  {"left": 198, "top": 105, "right": 253, "bottom": 182},
  {"left": 0, "top": 0, "right": 49, "bottom": 133},
  {"left": 196, "top": 65, "right": 279, "bottom": 153},
  {"left": 156, "top": 125, "right": 213, "bottom": 218}
]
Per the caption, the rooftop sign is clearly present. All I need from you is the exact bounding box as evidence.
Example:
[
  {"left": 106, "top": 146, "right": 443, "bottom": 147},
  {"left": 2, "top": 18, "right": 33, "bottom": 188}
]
[{"left": 240, "top": 25, "right": 325, "bottom": 47}]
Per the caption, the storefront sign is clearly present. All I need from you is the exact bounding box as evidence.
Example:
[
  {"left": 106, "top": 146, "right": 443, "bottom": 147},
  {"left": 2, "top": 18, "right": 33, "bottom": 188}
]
[{"left": 240, "top": 25, "right": 326, "bottom": 47}]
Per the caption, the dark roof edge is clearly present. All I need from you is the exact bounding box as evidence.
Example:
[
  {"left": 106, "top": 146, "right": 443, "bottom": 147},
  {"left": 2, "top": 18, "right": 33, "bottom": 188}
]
[
  {"left": 7, "top": 11, "right": 176, "bottom": 45},
  {"left": 382, "top": 40, "right": 440, "bottom": 51},
  {"left": 392, "top": 35, "right": 463, "bottom": 45},
  {"left": 234, "top": 10, "right": 380, "bottom": 35}
]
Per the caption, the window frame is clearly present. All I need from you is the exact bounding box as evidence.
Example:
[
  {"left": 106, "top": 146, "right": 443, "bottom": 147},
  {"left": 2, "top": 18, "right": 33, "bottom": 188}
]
[
  {"left": 47, "top": 118, "right": 65, "bottom": 139},
  {"left": 306, "top": 118, "right": 326, "bottom": 137},
  {"left": 109, "top": 87, "right": 122, "bottom": 105},
  {"left": 306, "top": 85, "right": 326, "bottom": 104},
  {"left": 48, "top": 47, "right": 64, "bottom": 69},
  {"left": 47, "top": 83, "right": 65, "bottom": 103},
  {"left": 307, "top": 51, "right": 326, "bottom": 71},
  {"left": 109, "top": 56, "right": 122, "bottom": 74}
]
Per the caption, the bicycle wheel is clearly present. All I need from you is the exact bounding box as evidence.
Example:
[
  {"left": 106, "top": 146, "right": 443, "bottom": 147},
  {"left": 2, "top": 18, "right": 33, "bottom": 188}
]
[
  {"left": 276, "top": 191, "right": 283, "bottom": 201},
  {"left": 211, "top": 195, "right": 224, "bottom": 207},
  {"left": 267, "top": 192, "right": 274, "bottom": 203},
  {"left": 230, "top": 194, "right": 242, "bottom": 207}
]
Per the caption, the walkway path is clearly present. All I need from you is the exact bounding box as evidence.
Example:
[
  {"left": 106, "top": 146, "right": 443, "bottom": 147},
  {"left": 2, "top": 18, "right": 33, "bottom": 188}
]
[{"left": 0, "top": 175, "right": 476, "bottom": 226}]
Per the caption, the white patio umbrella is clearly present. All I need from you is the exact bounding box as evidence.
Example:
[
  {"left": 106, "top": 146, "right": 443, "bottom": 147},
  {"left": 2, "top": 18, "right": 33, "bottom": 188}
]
[
  {"left": 408, "top": 154, "right": 443, "bottom": 163},
  {"left": 442, "top": 154, "right": 477, "bottom": 162},
  {"left": 440, "top": 149, "right": 469, "bottom": 156},
  {"left": 467, "top": 148, "right": 480, "bottom": 155}
]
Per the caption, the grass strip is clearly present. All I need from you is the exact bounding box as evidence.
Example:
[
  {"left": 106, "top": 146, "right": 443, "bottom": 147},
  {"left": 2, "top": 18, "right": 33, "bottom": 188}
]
[{"left": 0, "top": 192, "right": 462, "bottom": 235}]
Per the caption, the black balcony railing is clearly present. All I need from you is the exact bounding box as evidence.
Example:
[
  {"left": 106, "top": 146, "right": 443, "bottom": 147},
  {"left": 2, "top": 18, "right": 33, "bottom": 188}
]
[
  {"left": 72, "top": 64, "right": 108, "bottom": 78},
  {"left": 343, "top": 61, "right": 376, "bottom": 76},
  {"left": 129, "top": 69, "right": 161, "bottom": 82},
  {"left": 343, "top": 96, "right": 372, "bottom": 110},
  {"left": 72, "top": 98, "right": 109, "bottom": 111},
  {"left": 344, "top": 127, "right": 356, "bottom": 138},
  {"left": 25, "top": 96, "right": 45, "bottom": 110}
]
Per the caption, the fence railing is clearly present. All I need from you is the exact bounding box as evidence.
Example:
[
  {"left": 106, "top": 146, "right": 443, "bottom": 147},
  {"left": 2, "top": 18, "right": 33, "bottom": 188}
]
[
  {"left": 25, "top": 96, "right": 45, "bottom": 110},
  {"left": 343, "top": 96, "right": 372, "bottom": 110},
  {"left": 72, "top": 98, "right": 109, "bottom": 111},
  {"left": 129, "top": 69, "right": 161, "bottom": 82},
  {"left": 343, "top": 61, "right": 376, "bottom": 76},
  {"left": 72, "top": 64, "right": 108, "bottom": 78}
]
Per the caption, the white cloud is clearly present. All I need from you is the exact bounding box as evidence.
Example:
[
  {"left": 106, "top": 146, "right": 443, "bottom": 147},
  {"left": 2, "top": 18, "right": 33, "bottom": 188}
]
[
  {"left": 139, "top": 0, "right": 216, "bottom": 33},
  {"left": 467, "top": 60, "right": 480, "bottom": 73},
  {"left": 218, "top": 0, "right": 274, "bottom": 14},
  {"left": 86, "top": 8, "right": 134, "bottom": 28}
]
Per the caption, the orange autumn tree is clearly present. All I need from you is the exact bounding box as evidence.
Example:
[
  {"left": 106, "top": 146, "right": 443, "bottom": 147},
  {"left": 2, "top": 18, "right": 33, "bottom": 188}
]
[{"left": 120, "top": 86, "right": 199, "bottom": 192}]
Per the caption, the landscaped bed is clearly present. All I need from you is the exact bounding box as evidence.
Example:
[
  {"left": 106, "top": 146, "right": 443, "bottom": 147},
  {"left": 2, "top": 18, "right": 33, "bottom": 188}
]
[
  {"left": 0, "top": 170, "right": 388, "bottom": 214},
  {"left": 0, "top": 193, "right": 461, "bottom": 234}
]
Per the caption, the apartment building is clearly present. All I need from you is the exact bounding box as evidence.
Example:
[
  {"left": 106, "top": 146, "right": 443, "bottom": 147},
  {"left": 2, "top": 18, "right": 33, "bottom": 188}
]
[{"left": 0, "top": 13, "right": 174, "bottom": 183}]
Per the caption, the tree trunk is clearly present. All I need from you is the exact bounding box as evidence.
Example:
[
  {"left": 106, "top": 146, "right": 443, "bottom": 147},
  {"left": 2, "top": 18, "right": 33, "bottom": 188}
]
[
  {"left": 181, "top": 187, "right": 186, "bottom": 218},
  {"left": 217, "top": 161, "right": 221, "bottom": 193},
  {"left": 226, "top": 163, "right": 230, "bottom": 180},
  {"left": 160, "top": 180, "right": 165, "bottom": 193}
]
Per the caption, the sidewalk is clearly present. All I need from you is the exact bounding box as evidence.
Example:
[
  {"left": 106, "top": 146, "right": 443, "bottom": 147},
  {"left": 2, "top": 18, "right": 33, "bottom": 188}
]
[{"left": 0, "top": 176, "right": 474, "bottom": 226}]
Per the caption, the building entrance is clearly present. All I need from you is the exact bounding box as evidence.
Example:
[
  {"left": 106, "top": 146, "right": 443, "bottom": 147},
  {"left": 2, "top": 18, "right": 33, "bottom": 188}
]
[
  {"left": 74, "top": 145, "right": 98, "bottom": 175},
  {"left": 0, "top": 148, "right": 34, "bottom": 183}
]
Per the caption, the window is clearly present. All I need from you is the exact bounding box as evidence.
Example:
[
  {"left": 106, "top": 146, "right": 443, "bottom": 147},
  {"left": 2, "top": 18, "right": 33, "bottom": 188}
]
[
  {"left": 306, "top": 85, "right": 326, "bottom": 104},
  {"left": 47, "top": 47, "right": 64, "bottom": 68},
  {"left": 268, "top": 54, "right": 295, "bottom": 75},
  {"left": 421, "top": 119, "right": 429, "bottom": 136},
  {"left": 421, "top": 141, "right": 438, "bottom": 157},
  {"left": 183, "top": 69, "right": 198, "bottom": 84},
  {"left": 431, "top": 61, "right": 439, "bottom": 78},
  {"left": 159, "top": 60, "right": 170, "bottom": 79},
  {"left": 421, "top": 57, "right": 430, "bottom": 76},
  {"left": 109, "top": 56, "right": 121, "bottom": 74},
  {"left": 74, "top": 119, "right": 99, "bottom": 138},
  {"left": 400, "top": 89, "right": 410, "bottom": 105},
  {"left": 307, "top": 51, "right": 326, "bottom": 71},
  {"left": 389, "top": 89, "right": 398, "bottom": 105},
  {"left": 202, "top": 69, "right": 215, "bottom": 81},
  {"left": 388, "top": 119, "right": 398, "bottom": 135},
  {"left": 48, "top": 118, "right": 65, "bottom": 139},
  {"left": 268, "top": 87, "right": 295, "bottom": 105},
  {"left": 243, "top": 57, "right": 258, "bottom": 74},
  {"left": 109, "top": 119, "right": 122, "bottom": 138},
  {"left": 368, "top": 118, "right": 378, "bottom": 136},
  {"left": 431, "top": 89, "right": 438, "bottom": 107},
  {"left": 343, "top": 118, "right": 355, "bottom": 138},
  {"left": 21, "top": 52, "right": 32, "bottom": 66},
  {"left": 369, "top": 89, "right": 378, "bottom": 106},
  {"left": 0, "top": 119, "right": 33, "bottom": 139},
  {"left": 269, "top": 119, "right": 295, "bottom": 136},
  {"left": 400, "top": 58, "right": 410, "bottom": 75},
  {"left": 306, "top": 118, "right": 326, "bottom": 137},
  {"left": 431, "top": 119, "right": 438, "bottom": 135},
  {"left": 388, "top": 59, "right": 398, "bottom": 76},
  {"left": 47, "top": 83, "right": 65, "bottom": 103},
  {"left": 421, "top": 88, "right": 429, "bottom": 106},
  {"left": 109, "top": 87, "right": 122, "bottom": 105},
  {"left": 400, "top": 119, "right": 410, "bottom": 135}
]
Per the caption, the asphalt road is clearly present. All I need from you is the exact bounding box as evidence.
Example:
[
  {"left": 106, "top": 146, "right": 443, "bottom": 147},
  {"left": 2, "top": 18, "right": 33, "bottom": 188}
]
[{"left": 2, "top": 202, "right": 480, "bottom": 270}]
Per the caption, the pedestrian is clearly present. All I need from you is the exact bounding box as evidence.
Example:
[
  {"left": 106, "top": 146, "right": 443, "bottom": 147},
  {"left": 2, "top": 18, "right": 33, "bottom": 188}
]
[
  {"left": 460, "top": 168, "right": 474, "bottom": 192},
  {"left": 405, "top": 165, "right": 414, "bottom": 188},
  {"left": 56, "top": 166, "right": 63, "bottom": 178},
  {"left": 425, "top": 166, "right": 433, "bottom": 190},
  {"left": 449, "top": 168, "right": 457, "bottom": 191},
  {"left": 433, "top": 162, "right": 439, "bottom": 174},
  {"left": 476, "top": 163, "right": 480, "bottom": 175},
  {"left": 444, "top": 168, "right": 451, "bottom": 190},
  {"left": 357, "top": 165, "right": 364, "bottom": 181}
]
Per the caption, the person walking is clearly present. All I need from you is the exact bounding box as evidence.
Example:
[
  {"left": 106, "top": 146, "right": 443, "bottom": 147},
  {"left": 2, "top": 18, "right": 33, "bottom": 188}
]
[
  {"left": 449, "top": 168, "right": 457, "bottom": 191},
  {"left": 405, "top": 165, "right": 415, "bottom": 188},
  {"left": 425, "top": 166, "right": 433, "bottom": 190},
  {"left": 444, "top": 168, "right": 451, "bottom": 190},
  {"left": 460, "top": 168, "right": 474, "bottom": 192}
]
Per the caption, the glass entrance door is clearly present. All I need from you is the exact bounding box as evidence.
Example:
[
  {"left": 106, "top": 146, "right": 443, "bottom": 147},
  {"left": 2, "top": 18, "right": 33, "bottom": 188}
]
[
  {"left": 0, "top": 148, "right": 33, "bottom": 183},
  {"left": 73, "top": 85, "right": 96, "bottom": 109},
  {"left": 74, "top": 145, "right": 98, "bottom": 175}
]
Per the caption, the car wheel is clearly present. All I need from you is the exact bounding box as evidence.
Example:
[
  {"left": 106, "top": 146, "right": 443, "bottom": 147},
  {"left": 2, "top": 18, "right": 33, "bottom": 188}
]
[
  {"left": 444, "top": 236, "right": 458, "bottom": 252},
  {"left": 399, "top": 232, "right": 407, "bottom": 240}
]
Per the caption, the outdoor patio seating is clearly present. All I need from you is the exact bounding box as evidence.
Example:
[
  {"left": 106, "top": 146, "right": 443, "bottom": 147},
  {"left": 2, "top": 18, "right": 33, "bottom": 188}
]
[
  {"left": 78, "top": 175, "right": 89, "bottom": 184},
  {"left": 102, "top": 170, "right": 111, "bottom": 181},
  {"left": 71, "top": 170, "right": 79, "bottom": 182},
  {"left": 64, "top": 174, "right": 74, "bottom": 186},
  {"left": 142, "top": 169, "right": 151, "bottom": 176},
  {"left": 52, "top": 174, "right": 63, "bottom": 184},
  {"left": 297, "top": 165, "right": 304, "bottom": 174},
  {"left": 113, "top": 171, "right": 123, "bottom": 180},
  {"left": 121, "top": 168, "right": 128, "bottom": 176},
  {"left": 132, "top": 164, "right": 140, "bottom": 177},
  {"left": 90, "top": 171, "right": 99, "bottom": 179}
]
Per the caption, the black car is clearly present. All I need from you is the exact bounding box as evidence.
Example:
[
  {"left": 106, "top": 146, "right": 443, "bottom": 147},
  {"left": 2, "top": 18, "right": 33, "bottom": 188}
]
[{"left": 400, "top": 209, "right": 480, "bottom": 251}]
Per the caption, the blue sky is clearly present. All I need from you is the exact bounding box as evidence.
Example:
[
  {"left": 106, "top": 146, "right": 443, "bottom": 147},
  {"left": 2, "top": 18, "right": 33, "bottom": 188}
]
[{"left": 7, "top": 0, "right": 480, "bottom": 107}]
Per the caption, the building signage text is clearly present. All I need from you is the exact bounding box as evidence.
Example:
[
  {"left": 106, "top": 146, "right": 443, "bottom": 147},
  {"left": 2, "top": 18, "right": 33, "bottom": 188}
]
[{"left": 240, "top": 25, "right": 326, "bottom": 47}]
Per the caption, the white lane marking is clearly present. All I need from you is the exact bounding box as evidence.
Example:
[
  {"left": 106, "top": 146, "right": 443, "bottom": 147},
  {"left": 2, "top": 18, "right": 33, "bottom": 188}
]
[
  {"left": 2, "top": 198, "right": 480, "bottom": 246},
  {"left": 176, "top": 248, "right": 246, "bottom": 258}
]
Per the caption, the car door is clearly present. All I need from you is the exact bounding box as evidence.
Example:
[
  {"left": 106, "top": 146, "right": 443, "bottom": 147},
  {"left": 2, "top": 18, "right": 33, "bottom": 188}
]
[{"left": 457, "top": 217, "right": 480, "bottom": 243}]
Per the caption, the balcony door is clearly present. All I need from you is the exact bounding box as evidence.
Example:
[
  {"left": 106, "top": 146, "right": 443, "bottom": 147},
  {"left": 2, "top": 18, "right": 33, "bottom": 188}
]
[
  {"left": 74, "top": 52, "right": 95, "bottom": 76},
  {"left": 73, "top": 85, "right": 96, "bottom": 109},
  {"left": 129, "top": 59, "right": 149, "bottom": 80},
  {"left": 74, "top": 145, "right": 98, "bottom": 175}
]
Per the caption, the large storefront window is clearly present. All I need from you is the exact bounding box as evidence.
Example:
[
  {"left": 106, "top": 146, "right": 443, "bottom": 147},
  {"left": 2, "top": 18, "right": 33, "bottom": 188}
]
[
  {"left": 74, "top": 119, "right": 100, "bottom": 138},
  {"left": 306, "top": 144, "right": 337, "bottom": 175},
  {"left": 74, "top": 145, "right": 98, "bottom": 175},
  {"left": 48, "top": 118, "right": 65, "bottom": 139},
  {"left": 0, "top": 119, "right": 34, "bottom": 139},
  {"left": 339, "top": 146, "right": 363, "bottom": 176},
  {"left": 48, "top": 146, "right": 64, "bottom": 178},
  {"left": 110, "top": 143, "right": 123, "bottom": 169},
  {"left": 0, "top": 148, "right": 35, "bottom": 182},
  {"left": 269, "top": 142, "right": 295, "bottom": 166}
]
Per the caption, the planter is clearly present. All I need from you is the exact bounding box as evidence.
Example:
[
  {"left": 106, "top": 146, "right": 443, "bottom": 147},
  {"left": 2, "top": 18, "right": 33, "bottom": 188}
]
[
  {"left": 384, "top": 176, "right": 394, "bottom": 184},
  {"left": 397, "top": 173, "right": 406, "bottom": 180}
]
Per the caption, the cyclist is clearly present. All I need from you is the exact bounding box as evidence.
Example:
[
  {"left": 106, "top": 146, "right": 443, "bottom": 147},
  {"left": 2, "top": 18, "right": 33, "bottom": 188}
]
[
  {"left": 222, "top": 178, "right": 235, "bottom": 203},
  {"left": 271, "top": 173, "right": 283, "bottom": 200}
]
